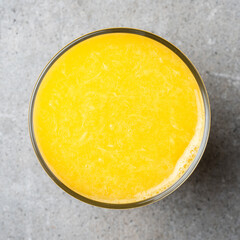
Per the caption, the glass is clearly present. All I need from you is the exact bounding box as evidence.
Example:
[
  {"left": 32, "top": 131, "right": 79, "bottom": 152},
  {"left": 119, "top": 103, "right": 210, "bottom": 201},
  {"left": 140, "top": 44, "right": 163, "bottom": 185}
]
[{"left": 29, "top": 28, "right": 211, "bottom": 209}]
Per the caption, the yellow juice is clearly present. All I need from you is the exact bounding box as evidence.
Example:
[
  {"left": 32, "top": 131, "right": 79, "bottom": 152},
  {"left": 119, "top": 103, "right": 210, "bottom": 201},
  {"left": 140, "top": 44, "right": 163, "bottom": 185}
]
[{"left": 33, "top": 33, "right": 205, "bottom": 203}]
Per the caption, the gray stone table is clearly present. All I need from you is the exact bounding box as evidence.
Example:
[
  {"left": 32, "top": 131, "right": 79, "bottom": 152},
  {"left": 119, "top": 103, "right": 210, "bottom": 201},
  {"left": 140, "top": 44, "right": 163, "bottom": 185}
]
[{"left": 1, "top": 0, "right": 239, "bottom": 239}]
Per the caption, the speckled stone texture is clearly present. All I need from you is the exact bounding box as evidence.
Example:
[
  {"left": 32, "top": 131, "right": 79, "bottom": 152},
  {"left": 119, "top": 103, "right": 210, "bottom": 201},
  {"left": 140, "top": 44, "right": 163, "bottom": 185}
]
[{"left": 0, "top": 0, "right": 239, "bottom": 239}]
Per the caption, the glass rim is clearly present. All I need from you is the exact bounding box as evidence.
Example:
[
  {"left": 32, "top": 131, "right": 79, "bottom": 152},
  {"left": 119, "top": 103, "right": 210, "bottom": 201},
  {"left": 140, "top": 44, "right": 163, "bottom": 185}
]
[{"left": 28, "top": 28, "right": 211, "bottom": 209}]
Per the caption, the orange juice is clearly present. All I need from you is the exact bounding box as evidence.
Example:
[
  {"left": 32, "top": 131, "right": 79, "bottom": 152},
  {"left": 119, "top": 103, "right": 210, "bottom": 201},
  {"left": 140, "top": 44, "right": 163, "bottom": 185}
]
[{"left": 33, "top": 33, "right": 205, "bottom": 203}]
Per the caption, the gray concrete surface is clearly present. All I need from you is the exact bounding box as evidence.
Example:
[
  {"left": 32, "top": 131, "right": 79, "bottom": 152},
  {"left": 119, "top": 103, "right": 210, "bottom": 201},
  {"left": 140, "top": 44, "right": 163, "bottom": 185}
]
[{"left": 0, "top": 0, "right": 239, "bottom": 239}]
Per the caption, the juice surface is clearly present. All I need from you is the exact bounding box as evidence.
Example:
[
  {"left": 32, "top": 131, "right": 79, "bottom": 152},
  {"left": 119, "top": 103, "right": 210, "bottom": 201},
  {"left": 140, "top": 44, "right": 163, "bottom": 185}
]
[{"left": 33, "top": 33, "right": 205, "bottom": 203}]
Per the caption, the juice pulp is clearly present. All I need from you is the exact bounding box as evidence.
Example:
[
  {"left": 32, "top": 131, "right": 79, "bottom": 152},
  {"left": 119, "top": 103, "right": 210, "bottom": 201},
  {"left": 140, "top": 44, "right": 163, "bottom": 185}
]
[{"left": 33, "top": 33, "right": 205, "bottom": 203}]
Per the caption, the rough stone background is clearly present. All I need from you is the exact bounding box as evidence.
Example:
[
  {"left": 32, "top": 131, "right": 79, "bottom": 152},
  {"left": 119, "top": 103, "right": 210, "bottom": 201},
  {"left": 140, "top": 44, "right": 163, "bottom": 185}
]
[{"left": 0, "top": 0, "right": 239, "bottom": 239}]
